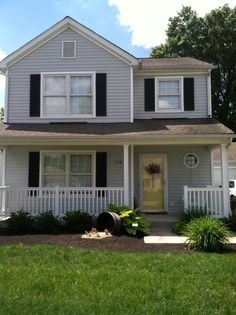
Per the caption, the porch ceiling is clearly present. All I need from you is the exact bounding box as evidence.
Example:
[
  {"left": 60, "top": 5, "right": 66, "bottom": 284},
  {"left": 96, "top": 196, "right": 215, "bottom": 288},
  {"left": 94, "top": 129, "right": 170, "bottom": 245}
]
[{"left": 0, "top": 119, "right": 234, "bottom": 145}]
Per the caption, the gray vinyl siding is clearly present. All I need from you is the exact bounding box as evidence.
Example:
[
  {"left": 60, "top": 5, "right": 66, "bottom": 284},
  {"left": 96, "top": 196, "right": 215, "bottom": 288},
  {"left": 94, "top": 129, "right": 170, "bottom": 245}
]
[
  {"left": 133, "top": 145, "right": 212, "bottom": 212},
  {"left": 134, "top": 74, "right": 208, "bottom": 119},
  {"left": 5, "top": 145, "right": 124, "bottom": 188},
  {"left": 7, "top": 28, "right": 131, "bottom": 123}
]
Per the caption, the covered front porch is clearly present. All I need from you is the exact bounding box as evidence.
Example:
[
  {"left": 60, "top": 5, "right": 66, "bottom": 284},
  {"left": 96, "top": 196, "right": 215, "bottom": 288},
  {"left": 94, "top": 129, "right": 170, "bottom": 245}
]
[{"left": 0, "top": 141, "right": 231, "bottom": 218}]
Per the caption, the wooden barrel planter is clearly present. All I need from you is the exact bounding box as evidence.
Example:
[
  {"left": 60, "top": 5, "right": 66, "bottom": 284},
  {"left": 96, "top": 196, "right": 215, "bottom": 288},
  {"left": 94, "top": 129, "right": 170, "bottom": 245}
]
[{"left": 96, "top": 212, "right": 122, "bottom": 236}]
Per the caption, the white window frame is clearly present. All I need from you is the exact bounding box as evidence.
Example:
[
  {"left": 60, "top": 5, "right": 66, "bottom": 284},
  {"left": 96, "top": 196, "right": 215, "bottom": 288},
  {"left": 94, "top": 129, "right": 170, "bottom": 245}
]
[
  {"left": 62, "top": 41, "right": 76, "bottom": 59},
  {"left": 183, "top": 153, "right": 199, "bottom": 168},
  {"left": 155, "top": 76, "right": 184, "bottom": 113},
  {"left": 40, "top": 150, "right": 96, "bottom": 188},
  {"left": 40, "top": 72, "right": 96, "bottom": 118}
]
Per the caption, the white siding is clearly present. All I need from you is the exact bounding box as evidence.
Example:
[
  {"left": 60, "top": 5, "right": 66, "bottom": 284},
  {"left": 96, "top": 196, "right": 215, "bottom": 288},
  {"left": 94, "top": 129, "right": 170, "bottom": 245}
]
[
  {"left": 7, "top": 28, "right": 131, "bottom": 123},
  {"left": 133, "top": 74, "right": 208, "bottom": 119}
]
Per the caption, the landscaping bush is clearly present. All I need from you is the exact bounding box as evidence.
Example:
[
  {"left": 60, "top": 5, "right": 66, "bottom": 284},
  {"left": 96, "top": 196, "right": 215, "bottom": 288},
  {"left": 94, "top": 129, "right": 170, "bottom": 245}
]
[
  {"left": 221, "top": 216, "right": 236, "bottom": 232},
  {"left": 180, "top": 208, "right": 207, "bottom": 222},
  {"left": 171, "top": 209, "right": 208, "bottom": 235},
  {"left": 34, "top": 211, "right": 60, "bottom": 234},
  {"left": 6, "top": 210, "right": 35, "bottom": 234},
  {"left": 63, "top": 211, "right": 93, "bottom": 233},
  {"left": 171, "top": 220, "right": 187, "bottom": 235},
  {"left": 106, "top": 204, "right": 150, "bottom": 237},
  {"left": 185, "top": 217, "right": 230, "bottom": 252}
]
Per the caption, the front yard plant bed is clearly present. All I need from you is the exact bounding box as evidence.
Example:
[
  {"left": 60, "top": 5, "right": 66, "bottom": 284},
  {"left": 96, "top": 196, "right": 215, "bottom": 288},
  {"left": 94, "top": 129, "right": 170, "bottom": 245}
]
[
  {"left": 0, "top": 234, "right": 235, "bottom": 253},
  {"left": 0, "top": 245, "right": 235, "bottom": 315}
]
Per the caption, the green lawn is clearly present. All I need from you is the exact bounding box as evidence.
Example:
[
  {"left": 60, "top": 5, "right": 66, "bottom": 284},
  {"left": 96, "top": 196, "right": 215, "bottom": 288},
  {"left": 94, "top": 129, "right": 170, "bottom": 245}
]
[{"left": 0, "top": 245, "right": 235, "bottom": 315}]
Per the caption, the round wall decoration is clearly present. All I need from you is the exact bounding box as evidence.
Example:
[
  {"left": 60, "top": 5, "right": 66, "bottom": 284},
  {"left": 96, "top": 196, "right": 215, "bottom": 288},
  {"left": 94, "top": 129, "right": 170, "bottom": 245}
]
[{"left": 183, "top": 153, "right": 199, "bottom": 168}]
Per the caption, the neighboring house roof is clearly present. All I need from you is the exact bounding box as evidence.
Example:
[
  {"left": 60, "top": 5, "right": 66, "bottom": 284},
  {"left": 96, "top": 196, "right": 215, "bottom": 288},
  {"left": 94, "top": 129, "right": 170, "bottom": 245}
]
[
  {"left": 0, "top": 119, "right": 233, "bottom": 139},
  {"left": 0, "top": 16, "right": 138, "bottom": 70},
  {"left": 139, "top": 57, "right": 215, "bottom": 69},
  {"left": 213, "top": 142, "right": 236, "bottom": 161}
]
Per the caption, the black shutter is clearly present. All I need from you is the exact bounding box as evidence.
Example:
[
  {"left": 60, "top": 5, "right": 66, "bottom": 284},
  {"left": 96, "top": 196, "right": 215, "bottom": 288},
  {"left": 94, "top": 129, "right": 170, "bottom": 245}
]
[
  {"left": 184, "top": 78, "right": 194, "bottom": 111},
  {"left": 96, "top": 152, "right": 107, "bottom": 187},
  {"left": 144, "top": 78, "right": 155, "bottom": 111},
  {"left": 30, "top": 74, "right": 41, "bottom": 117},
  {"left": 28, "top": 152, "right": 40, "bottom": 187},
  {"left": 96, "top": 73, "right": 107, "bottom": 116}
]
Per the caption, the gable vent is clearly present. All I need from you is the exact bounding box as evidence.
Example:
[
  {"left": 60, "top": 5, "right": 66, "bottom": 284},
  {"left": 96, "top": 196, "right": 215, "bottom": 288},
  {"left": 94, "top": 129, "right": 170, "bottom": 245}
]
[{"left": 62, "top": 41, "right": 76, "bottom": 58}]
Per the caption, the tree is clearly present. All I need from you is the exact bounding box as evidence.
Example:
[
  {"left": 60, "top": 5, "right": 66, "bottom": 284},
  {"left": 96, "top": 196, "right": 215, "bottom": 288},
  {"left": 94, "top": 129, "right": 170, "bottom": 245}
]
[
  {"left": 0, "top": 107, "right": 4, "bottom": 123},
  {"left": 151, "top": 5, "right": 236, "bottom": 132}
]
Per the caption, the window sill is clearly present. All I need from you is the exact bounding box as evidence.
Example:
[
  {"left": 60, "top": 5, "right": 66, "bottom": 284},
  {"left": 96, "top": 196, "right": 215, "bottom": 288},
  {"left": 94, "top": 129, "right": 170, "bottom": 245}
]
[{"left": 40, "top": 115, "right": 96, "bottom": 119}]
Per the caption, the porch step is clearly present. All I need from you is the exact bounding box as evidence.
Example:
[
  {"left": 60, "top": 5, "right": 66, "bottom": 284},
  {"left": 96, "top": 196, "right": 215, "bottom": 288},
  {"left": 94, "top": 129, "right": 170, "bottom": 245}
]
[{"left": 142, "top": 213, "right": 180, "bottom": 232}]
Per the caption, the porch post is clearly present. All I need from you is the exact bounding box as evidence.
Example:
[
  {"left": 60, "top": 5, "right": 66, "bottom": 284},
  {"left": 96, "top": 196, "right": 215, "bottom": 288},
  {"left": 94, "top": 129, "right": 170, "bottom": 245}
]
[
  {"left": 130, "top": 145, "right": 134, "bottom": 208},
  {"left": 221, "top": 143, "right": 230, "bottom": 217},
  {"left": 123, "top": 144, "right": 129, "bottom": 206}
]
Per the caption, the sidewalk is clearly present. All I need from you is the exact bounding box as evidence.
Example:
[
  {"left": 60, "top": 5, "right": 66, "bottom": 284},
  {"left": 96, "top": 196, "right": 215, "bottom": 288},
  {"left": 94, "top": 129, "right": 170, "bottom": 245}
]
[{"left": 144, "top": 234, "right": 236, "bottom": 244}]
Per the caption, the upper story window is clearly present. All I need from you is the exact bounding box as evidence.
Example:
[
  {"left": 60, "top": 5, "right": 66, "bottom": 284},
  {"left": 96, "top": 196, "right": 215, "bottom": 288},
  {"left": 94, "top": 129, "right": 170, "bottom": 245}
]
[
  {"left": 155, "top": 77, "right": 183, "bottom": 112},
  {"left": 41, "top": 72, "right": 95, "bottom": 118},
  {"left": 62, "top": 41, "right": 76, "bottom": 58}
]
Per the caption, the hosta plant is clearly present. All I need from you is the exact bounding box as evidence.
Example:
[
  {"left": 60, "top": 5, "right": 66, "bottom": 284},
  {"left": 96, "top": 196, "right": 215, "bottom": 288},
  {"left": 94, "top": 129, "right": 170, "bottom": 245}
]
[
  {"left": 185, "top": 217, "right": 230, "bottom": 252},
  {"left": 106, "top": 204, "right": 150, "bottom": 236}
]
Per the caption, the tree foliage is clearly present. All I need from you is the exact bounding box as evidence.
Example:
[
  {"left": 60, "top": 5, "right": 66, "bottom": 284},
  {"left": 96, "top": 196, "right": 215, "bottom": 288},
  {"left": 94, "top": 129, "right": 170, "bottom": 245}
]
[{"left": 151, "top": 5, "right": 236, "bottom": 132}]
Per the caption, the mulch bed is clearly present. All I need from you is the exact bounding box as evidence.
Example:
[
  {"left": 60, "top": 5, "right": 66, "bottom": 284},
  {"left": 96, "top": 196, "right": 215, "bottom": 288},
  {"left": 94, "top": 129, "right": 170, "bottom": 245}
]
[
  {"left": 0, "top": 234, "right": 189, "bottom": 253},
  {"left": 0, "top": 234, "right": 235, "bottom": 253}
]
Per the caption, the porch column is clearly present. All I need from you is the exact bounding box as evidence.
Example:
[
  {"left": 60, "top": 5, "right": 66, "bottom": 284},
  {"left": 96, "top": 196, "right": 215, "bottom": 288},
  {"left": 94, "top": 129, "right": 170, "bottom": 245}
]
[
  {"left": 123, "top": 144, "right": 129, "bottom": 206},
  {"left": 130, "top": 145, "right": 134, "bottom": 209},
  {"left": 221, "top": 143, "right": 230, "bottom": 217}
]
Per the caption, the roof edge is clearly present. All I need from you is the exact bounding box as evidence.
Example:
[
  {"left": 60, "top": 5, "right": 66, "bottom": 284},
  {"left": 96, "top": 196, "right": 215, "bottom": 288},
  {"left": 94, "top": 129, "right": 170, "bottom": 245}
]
[{"left": 0, "top": 16, "right": 138, "bottom": 71}]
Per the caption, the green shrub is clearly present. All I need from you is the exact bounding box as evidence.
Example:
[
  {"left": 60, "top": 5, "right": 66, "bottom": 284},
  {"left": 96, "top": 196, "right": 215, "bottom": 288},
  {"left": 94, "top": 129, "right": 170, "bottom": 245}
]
[
  {"left": 180, "top": 208, "right": 207, "bottom": 222},
  {"left": 221, "top": 216, "right": 236, "bottom": 232},
  {"left": 63, "top": 211, "right": 93, "bottom": 233},
  {"left": 34, "top": 211, "right": 60, "bottom": 234},
  {"left": 185, "top": 217, "right": 230, "bottom": 252},
  {"left": 106, "top": 204, "right": 129, "bottom": 215},
  {"left": 6, "top": 210, "right": 35, "bottom": 234},
  {"left": 171, "top": 221, "right": 188, "bottom": 235},
  {"left": 106, "top": 204, "right": 150, "bottom": 237},
  {"left": 171, "top": 209, "right": 207, "bottom": 236}
]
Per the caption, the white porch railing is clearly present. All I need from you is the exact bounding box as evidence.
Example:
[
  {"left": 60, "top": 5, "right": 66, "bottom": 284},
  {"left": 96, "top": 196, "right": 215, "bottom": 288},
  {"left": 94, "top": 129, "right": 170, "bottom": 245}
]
[
  {"left": 183, "top": 186, "right": 225, "bottom": 217},
  {"left": 0, "top": 187, "right": 124, "bottom": 217}
]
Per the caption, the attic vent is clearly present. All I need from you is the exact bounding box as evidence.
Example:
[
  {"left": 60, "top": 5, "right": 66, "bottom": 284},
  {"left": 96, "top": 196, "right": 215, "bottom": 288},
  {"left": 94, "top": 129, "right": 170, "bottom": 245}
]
[{"left": 62, "top": 41, "right": 76, "bottom": 58}]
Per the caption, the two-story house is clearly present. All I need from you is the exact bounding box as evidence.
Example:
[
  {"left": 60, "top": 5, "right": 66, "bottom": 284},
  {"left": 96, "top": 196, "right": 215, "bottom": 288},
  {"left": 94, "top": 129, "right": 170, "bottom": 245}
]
[{"left": 0, "top": 17, "right": 234, "bottom": 218}]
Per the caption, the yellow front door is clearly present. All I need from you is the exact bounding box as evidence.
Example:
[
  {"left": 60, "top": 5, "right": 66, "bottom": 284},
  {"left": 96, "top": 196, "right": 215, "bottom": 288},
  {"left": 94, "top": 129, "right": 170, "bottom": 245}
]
[{"left": 140, "top": 154, "right": 166, "bottom": 211}]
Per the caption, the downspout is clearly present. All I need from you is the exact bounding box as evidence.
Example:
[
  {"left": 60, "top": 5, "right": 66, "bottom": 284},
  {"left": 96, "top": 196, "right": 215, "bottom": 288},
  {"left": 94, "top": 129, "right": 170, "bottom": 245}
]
[{"left": 207, "top": 69, "right": 212, "bottom": 117}]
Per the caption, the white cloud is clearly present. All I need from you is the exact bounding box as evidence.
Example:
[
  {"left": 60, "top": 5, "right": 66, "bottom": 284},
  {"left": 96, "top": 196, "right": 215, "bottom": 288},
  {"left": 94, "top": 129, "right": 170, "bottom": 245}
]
[
  {"left": 108, "top": 0, "right": 236, "bottom": 48},
  {"left": 0, "top": 50, "right": 6, "bottom": 107}
]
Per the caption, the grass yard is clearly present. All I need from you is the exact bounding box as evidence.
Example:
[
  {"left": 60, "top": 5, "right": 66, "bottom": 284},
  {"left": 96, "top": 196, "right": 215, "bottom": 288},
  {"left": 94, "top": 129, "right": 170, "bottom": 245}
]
[{"left": 0, "top": 245, "right": 235, "bottom": 315}]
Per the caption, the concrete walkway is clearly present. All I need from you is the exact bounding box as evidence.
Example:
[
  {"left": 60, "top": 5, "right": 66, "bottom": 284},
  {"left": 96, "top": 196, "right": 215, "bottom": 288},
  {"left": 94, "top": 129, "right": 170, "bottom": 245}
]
[{"left": 144, "top": 235, "right": 236, "bottom": 244}]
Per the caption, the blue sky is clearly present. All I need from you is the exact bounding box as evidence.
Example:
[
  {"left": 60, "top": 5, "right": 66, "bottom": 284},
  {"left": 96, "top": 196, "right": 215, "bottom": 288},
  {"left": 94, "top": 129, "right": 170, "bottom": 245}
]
[{"left": 0, "top": 0, "right": 236, "bottom": 108}]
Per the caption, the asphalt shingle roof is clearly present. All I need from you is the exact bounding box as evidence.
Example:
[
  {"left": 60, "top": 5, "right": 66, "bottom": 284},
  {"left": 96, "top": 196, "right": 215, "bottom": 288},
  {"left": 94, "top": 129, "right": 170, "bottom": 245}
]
[
  {"left": 139, "top": 57, "right": 215, "bottom": 69},
  {"left": 0, "top": 119, "right": 233, "bottom": 138}
]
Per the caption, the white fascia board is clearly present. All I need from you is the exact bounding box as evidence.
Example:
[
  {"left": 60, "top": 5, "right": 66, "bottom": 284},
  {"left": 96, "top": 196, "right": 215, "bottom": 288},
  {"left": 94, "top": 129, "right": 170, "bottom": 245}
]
[
  {"left": 0, "top": 134, "right": 234, "bottom": 146},
  {"left": 0, "top": 17, "right": 138, "bottom": 70}
]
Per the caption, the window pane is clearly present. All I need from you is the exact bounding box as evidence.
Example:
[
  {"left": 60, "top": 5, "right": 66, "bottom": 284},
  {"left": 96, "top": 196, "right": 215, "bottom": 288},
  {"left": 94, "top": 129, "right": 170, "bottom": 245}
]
[
  {"left": 70, "top": 76, "right": 92, "bottom": 94},
  {"left": 44, "top": 97, "right": 67, "bottom": 115},
  {"left": 43, "top": 175, "right": 66, "bottom": 187},
  {"left": 43, "top": 154, "right": 65, "bottom": 174},
  {"left": 172, "top": 80, "right": 180, "bottom": 94},
  {"left": 159, "top": 96, "right": 181, "bottom": 109},
  {"left": 69, "top": 175, "right": 92, "bottom": 187},
  {"left": 70, "top": 96, "right": 92, "bottom": 115},
  {"left": 70, "top": 154, "right": 92, "bottom": 174},
  {"left": 45, "top": 76, "right": 66, "bottom": 95},
  {"left": 159, "top": 80, "right": 180, "bottom": 95}
]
